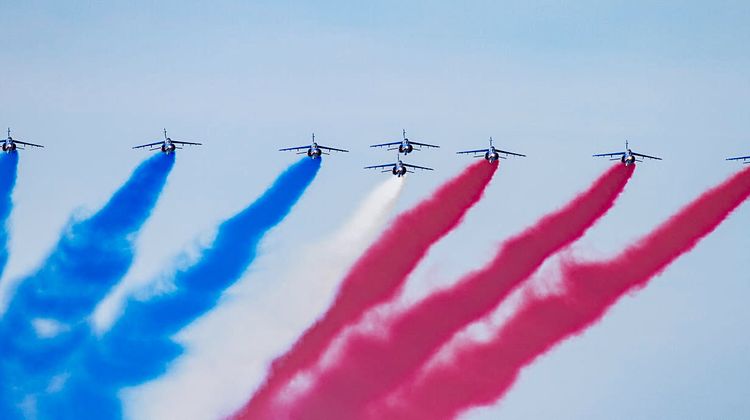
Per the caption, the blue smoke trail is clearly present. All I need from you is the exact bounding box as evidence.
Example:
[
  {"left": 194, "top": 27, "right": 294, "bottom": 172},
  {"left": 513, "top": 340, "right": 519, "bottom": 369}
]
[
  {"left": 0, "top": 153, "right": 175, "bottom": 418},
  {"left": 0, "top": 152, "right": 19, "bottom": 280},
  {"left": 42, "top": 158, "right": 321, "bottom": 418},
  {"left": 0, "top": 152, "right": 19, "bottom": 418}
]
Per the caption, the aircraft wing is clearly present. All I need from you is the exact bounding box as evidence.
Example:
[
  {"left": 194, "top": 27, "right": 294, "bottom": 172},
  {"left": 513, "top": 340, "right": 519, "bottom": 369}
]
[
  {"left": 632, "top": 151, "right": 662, "bottom": 160},
  {"left": 410, "top": 141, "right": 440, "bottom": 148},
  {"left": 133, "top": 141, "right": 163, "bottom": 149},
  {"left": 497, "top": 149, "right": 526, "bottom": 157},
  {"left": 456, "top": 148, "right": 488, "bottom": 155},
  {"left": 369, "top": 141, "right": 401, "bottom": 148},
  {"left": 364, "top": 163, "right": 395, "bottom": 170},
  {"left": 14, "top": 140, "right": 44, "bottom": 148},
  {"left": 726, "top": 155, "right": 750, "bottom": 162},
  {"left": 318, "top": 145, "right": 349, "bottom": 153},
  {"left": 172, "top": 140, "right": 202, "bottom": 146},
  {"left": 403, "top": 163, "right": 434, "bottom": 171},
  {"left": 592, "top": 152, "right": 626, "bottom": 157},
  {"left": 279, "top": 145, "right": 310, "bottom": 152}
]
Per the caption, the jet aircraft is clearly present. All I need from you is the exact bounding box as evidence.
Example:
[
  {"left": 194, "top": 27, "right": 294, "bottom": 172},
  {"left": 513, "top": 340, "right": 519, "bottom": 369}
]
[
  {"left": 726, "top": 153, "right": 750, "bottom": 164},
  {"left": 2, "top": 128, "right": 44, "bottom": 152},
  {"left": 593, "top": 140, "right": 662, "bottom": 166},
  {"left": 370, "top": 129, "right": 439, "bottom": 155},
  {"left": 133, "top": 129, "right": 202, "bottom": 153},
  {"left": 279, "top": 133, "right": 349, "bottom": 159},
  {"left": 364, "top": 154, "right": 433, "bottom": 177},
  {"left": 457, "top": 137, "right": 526, "bottom": 163}
]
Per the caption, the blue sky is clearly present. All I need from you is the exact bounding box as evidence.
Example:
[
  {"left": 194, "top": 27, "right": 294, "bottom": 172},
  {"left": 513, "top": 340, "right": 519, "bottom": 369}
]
[{"left": 1, "top": 1, "right": 749, "bottom": 419}]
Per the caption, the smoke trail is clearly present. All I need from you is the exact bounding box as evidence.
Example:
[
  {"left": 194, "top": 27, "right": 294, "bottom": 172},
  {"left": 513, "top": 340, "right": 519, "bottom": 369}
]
[
  {"left": 0, "top": 153, "right": 19, "bottom": 418},
  {"left": 238, "top": 160, "right": 497, "bottom": 419},
  {"left": 286, "top": 164, "right": 634, "bottom": 420},
  {"left": 379, "top": 165, "right": 750, "bottom": 420},
  {"left": 38, "top": 158, "right": 320, "bottom": 418},
  {"left": 0, "top": 154, "right": 174, "bottom": 416},
  {"left": 0, "top": 152, "right": 19, "bottom": 280},
  {"left": 126, "top": 177, "right": 404, "bottom": 420}
]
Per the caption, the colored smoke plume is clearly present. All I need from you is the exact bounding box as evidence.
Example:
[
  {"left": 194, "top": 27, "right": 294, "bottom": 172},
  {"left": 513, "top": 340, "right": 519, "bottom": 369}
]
[{"left": 0, "top": 152, "right": 19, "bottom": 281}]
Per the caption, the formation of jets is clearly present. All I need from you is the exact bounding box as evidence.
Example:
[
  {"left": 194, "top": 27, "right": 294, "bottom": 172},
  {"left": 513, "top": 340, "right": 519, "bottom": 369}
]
[{"left": 6, "top": 126, "right": 750, "bottom": 175}]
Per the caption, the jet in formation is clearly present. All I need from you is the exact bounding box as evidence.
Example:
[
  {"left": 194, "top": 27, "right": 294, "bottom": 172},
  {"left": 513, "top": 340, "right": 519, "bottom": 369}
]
[
  {"left": 279, "top": 133, "right": 349, "bottom": 159},
  {"left": 2, "top": 128, "right": 44, "bottom": 152},
  {"left": 593, "top": 140, "right": 662, "bottom": 166},
  {"left": 457, "top": 137, "right": 526, "bottom": 163},
  {"left": 364, "top": 154, "right": 434, "bottom": 177},
  {"left": 133, "top": 129, "right": 202, "bottom": 153},
  {"left": 370, "top": 129, "right": 439, "bottom": 155}
]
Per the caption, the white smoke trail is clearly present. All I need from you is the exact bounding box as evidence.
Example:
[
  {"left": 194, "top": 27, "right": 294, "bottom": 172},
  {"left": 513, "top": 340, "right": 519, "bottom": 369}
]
[{"left": 123, "top": 177, "right": 405, "bottom": 420}]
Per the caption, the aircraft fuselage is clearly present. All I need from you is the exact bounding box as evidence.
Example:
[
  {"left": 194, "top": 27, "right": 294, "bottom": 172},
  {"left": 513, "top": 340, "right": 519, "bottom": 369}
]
[
  {"left": 398, "top": 140, "right": 414, "bottom": 154},
  {"left": 307, "top": 143, "right": 323, "bottom": 159},
  {"left": 485, "top": 147, "right": 500, "bottom": 163},
  {"left": 2, "top": 140, "right": 16, "bottom": 152},
  {"left": 392, "top": 162, "right": 407, "bottom": 177},
  {"left": 161, "top": 139, "right": 176, "bottom": 154},
  {"left": 622, "top": 149, "right": 636, "bottom": 166}
]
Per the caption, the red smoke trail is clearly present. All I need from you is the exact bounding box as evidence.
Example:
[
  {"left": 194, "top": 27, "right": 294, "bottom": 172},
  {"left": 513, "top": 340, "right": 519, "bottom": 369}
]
[
  {"left": 236, "top": 160, "right": 497, "bottom": 419},
  {"left": 375, "top": 166, "right": 750, "bottom": 420},
  {"left": 284, "top": 164, "right": 634, "bottom": 420}
]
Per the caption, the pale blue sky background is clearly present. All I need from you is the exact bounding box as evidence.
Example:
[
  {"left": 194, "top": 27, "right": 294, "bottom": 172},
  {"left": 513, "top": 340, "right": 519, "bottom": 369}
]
[{"left": 1, "top": 1, "right": 749, "bottom": 419}]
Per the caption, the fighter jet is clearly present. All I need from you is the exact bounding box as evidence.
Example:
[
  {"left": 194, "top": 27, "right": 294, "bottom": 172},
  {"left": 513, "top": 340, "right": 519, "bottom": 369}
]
[
  {"left": 364, "top": 153, "right": 433, "bottom": 177},
  {"left": 593, "top": 140, "right": 662, "bottom": 166},
  {"left": 370, "top": 129, "right": 439, "bottom": 155},
  {"left": 133, "top": 129, "right": 202, "bottom": 153},
  {"left": 279, "top": 133, "right": 349, "bottom": 159},
  {"left": 2, "top": 128, "right": 44, "bottom": 152},
  {"left": 457, "top": 137, "right": 526, "bottom": 163}
]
